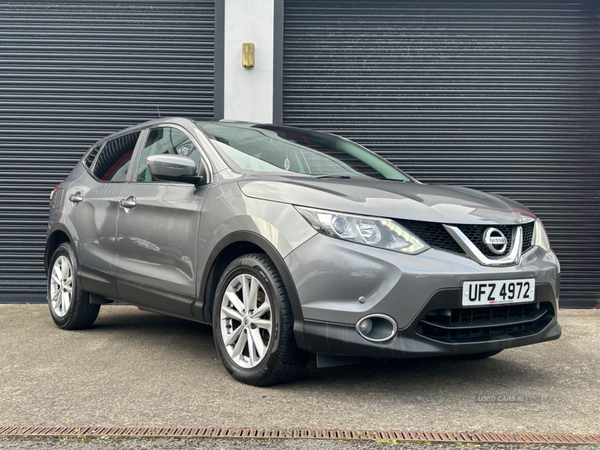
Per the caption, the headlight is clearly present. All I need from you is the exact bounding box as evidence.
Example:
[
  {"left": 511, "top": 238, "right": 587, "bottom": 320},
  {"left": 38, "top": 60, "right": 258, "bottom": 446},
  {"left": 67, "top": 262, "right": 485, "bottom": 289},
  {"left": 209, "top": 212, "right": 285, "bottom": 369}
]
[
  {"left": 295, "top": 206, "right": 429, "bottom": 255},
  {"left": 533, "top": 219, "right": 551, "bottom": 252}
]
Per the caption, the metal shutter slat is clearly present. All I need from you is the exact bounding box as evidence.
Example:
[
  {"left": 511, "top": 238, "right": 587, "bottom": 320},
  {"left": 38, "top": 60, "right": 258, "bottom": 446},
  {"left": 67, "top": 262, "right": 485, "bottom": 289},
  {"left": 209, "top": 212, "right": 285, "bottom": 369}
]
[
  {"left": 0, "top": 0, "right": 215, "bottom": 300},
  {"left": 283, "top": 0, "right": 600, "bottom": 307}
]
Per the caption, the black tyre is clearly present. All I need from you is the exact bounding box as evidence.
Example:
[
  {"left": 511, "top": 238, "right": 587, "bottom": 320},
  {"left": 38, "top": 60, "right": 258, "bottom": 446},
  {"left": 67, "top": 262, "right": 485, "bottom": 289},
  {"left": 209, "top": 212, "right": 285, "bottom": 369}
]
[
  {"left": 212, "top": 253, "right": 308, "bottom": 386},
  {"left": 47, "top": 242, "right": 100, "bottom": 330},
  {"left": 459, "top": 350, "right": 503, "bottom": 360}
]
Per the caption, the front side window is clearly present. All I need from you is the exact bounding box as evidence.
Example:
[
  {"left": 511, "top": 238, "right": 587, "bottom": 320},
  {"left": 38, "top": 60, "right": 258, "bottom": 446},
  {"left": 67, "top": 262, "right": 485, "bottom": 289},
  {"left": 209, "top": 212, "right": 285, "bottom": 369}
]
[
  {"left": 136, "top": 127, "right": 202, "bottom": 183},
  {"left": 199, "top": 123, "right": 411, "bottom": 181},
  {"left": 92, "top": 132, "right": 140, "bottom": 182}
]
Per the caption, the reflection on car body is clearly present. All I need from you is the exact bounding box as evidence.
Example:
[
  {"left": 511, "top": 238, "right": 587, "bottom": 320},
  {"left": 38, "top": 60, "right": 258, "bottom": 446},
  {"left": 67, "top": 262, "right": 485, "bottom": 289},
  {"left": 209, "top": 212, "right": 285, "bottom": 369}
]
[{"left": 45, "top": 117, "right": 561, "bottom": 386}]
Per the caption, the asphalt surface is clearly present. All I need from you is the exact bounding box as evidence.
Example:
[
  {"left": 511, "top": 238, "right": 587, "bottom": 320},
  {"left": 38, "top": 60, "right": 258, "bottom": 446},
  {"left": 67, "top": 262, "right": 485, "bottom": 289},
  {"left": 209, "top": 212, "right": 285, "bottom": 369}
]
[{"left": 0, "top": 305, "right": 599, "bottom": 435}]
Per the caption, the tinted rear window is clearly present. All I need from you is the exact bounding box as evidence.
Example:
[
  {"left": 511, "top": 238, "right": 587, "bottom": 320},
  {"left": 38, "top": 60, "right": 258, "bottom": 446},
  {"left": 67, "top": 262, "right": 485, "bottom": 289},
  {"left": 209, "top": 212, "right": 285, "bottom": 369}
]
[
  {"left": 84, "top": 144, "right": 101, "bottom": 168},
  {"left": 93, "top": 132, "right": 140, "bottom": 182}
]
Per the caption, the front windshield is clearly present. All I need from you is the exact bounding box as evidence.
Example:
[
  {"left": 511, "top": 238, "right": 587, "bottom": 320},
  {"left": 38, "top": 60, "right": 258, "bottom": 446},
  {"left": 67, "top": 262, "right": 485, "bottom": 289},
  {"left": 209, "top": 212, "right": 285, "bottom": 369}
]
[{"left": 199, "top": 123, "right": 411, "bottom": 181}]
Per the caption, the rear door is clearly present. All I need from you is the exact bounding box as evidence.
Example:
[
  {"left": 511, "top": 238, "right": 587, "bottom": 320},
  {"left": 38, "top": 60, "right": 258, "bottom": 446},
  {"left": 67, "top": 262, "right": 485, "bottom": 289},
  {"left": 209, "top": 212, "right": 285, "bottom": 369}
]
[
  {"left": 114, "top": 125, "right": 210, "bottom": 318},
  {"left": 65, "top": 131, "right": 141, "bottom": 298}
]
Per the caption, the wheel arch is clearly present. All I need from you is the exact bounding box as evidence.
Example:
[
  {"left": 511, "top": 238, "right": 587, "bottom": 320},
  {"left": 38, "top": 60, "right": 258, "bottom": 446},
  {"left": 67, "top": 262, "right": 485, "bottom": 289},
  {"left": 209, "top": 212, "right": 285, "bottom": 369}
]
[
  {"left": 195, "top": 231, "right": 307, "bottom": 349},
  {"left": 44, "top": 226, "right": 74, "bottom": 275}
]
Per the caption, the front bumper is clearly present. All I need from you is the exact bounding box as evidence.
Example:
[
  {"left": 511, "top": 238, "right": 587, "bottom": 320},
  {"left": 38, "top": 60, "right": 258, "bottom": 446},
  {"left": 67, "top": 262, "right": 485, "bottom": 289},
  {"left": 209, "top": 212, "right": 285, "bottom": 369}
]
[
  {"left": 302, "top": 285, "right": 561, "bottom": 358},
  {"left": 285, "top": 234, "right": 561, "bottom": 357}
]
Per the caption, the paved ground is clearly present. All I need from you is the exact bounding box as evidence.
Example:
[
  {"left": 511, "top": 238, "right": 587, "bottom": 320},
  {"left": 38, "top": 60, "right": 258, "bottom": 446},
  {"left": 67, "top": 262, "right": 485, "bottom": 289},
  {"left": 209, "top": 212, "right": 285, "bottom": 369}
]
[
  {"left": 0, "top": 441, "right": 599, "bottom": 450},
  {"left": 0, "top": 305, "right": 598, "bottom": 435}
]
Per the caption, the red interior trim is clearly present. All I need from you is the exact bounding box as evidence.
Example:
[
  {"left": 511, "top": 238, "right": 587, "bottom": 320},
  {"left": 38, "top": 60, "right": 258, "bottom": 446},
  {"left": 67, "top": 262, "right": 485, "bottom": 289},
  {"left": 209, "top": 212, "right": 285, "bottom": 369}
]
[{"left": 102, "top": 150, "right": 133, "bottom": 181}]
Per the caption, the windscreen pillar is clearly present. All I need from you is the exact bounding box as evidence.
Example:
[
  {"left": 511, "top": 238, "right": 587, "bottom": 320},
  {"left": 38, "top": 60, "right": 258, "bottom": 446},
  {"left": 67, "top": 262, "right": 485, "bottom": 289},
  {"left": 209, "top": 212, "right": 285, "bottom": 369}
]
[{"left": 223, "top": 0, "right": 277, "bottom": 123}]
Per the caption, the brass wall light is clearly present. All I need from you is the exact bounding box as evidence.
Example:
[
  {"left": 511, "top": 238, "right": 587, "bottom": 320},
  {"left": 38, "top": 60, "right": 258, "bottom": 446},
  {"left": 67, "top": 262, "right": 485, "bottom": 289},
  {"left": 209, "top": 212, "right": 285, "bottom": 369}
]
[{"left": 242, "top": 43, "right": 255, "bottom": 68}]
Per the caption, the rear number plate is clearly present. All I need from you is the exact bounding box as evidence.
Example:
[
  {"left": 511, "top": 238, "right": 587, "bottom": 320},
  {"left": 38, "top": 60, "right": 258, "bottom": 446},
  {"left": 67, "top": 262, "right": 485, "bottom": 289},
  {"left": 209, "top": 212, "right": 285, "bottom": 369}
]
[{"left": 462, "top": 279, "right": 535, "bottom": 306}]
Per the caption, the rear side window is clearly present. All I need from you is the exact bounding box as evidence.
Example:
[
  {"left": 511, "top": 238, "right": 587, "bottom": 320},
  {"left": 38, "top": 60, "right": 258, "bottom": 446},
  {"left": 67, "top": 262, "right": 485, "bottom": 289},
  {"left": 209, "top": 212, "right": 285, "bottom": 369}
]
[
  {"left": 84, "top": 144, "right": 101, "bottom": 168},
  {"left": 92, "top": 132, "right": 140, "bottom": 182}
]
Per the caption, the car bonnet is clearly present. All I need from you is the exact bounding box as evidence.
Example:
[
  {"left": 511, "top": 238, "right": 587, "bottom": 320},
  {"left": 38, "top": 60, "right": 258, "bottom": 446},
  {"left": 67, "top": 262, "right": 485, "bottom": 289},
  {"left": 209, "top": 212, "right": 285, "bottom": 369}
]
[{"left": 239, "top": 176, "right": 535, "bottom": 225}]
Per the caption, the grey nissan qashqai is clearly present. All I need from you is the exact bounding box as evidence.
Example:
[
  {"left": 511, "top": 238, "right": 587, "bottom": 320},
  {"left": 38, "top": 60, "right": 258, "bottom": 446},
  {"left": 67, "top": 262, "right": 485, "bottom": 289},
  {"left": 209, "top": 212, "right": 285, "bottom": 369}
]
[{"left": 46, "top": 117, "right": 561, "bottom": 386}]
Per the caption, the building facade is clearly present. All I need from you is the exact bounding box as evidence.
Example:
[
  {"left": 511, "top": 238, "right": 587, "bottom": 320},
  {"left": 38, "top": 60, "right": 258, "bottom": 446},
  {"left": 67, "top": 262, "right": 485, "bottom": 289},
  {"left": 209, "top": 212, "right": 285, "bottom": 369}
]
[{"left": 0, "top": 0, "right": 598, "bottom": 307}]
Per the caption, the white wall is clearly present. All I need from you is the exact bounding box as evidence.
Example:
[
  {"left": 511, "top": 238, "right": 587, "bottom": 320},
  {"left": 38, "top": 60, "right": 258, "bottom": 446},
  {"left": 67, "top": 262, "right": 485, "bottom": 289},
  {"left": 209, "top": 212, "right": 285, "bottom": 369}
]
[{"left": 224, "top": 0, "right": 274, "bottom": 123}]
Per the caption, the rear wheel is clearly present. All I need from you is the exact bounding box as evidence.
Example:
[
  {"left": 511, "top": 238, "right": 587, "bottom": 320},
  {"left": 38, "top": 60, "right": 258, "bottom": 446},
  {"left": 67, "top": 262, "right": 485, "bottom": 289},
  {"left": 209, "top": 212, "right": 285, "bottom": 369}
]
[
  {"left": 48, "top": 242, "right": 100, "bottom": 329},
  {"left": 212, "top": 253, "right": 308, "bottom": 386}
]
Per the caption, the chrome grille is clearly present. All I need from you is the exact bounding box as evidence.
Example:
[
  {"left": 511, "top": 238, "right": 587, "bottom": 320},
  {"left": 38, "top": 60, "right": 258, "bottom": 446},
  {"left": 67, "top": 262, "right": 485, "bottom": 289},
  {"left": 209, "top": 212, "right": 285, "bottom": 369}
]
[
  {"left": 398, "top": 220, "right": 536, "bottom": 257},
  {"left": 456, "top": 224, "right": 513, "bottom": 257}
]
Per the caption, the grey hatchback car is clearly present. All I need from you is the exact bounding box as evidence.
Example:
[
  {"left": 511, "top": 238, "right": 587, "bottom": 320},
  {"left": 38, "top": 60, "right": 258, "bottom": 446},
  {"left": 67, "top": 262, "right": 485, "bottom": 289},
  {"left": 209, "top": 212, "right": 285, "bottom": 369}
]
[{"left": 46, "top": 117, "right": 561, "bottom": 386}]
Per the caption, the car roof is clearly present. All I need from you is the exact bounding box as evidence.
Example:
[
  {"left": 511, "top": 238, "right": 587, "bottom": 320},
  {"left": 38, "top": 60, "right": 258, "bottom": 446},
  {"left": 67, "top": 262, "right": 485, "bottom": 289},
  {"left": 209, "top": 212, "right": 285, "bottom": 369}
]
[{"left": 97, "top": 117, "right": 338, "bottom": 149}]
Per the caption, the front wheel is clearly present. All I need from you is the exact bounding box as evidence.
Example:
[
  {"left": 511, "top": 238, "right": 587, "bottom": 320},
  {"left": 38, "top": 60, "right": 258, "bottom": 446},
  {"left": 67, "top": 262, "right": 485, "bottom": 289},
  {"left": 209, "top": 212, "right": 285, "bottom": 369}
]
[
  {"left": 212, "top": 253, "right": 308, "bottom": 386},
  {"left": 48, "top": 242, "right": 100, "bottom": 330}
]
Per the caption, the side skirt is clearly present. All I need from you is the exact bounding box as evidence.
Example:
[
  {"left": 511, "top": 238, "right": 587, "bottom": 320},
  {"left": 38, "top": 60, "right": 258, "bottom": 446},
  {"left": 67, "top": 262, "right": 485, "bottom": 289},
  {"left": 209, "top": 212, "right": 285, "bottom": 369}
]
[{"left": 117, "top": 278, "right": 200, "bottom": 322}]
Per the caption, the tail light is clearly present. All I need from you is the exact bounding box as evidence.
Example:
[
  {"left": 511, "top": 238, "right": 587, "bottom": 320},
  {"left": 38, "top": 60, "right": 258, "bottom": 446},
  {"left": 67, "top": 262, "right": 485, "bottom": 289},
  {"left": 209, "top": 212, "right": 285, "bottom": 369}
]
[{"left": 49, "top": 184, "right": 61, "bottom": 205}]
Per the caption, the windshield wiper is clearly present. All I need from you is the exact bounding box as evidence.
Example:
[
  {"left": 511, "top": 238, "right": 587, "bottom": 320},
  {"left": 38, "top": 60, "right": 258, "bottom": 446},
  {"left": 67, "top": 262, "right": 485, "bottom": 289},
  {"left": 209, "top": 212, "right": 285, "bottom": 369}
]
[{"left": 309, "top": 174, "right": 351, "bottom": 179}]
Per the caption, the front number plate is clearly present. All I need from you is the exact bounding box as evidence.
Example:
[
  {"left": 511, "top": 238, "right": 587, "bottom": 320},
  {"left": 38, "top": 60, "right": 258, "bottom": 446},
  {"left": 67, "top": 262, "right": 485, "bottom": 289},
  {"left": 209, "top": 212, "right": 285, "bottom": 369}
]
[{"left": 462, "top": 279, "right": 535, "bottom": 306}]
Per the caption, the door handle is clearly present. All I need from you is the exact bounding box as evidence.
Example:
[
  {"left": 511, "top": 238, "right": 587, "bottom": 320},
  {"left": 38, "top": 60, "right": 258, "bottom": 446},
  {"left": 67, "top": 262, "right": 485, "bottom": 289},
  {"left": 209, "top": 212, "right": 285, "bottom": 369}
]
[
  {"left": 119, "top": 196, "right": 137, "bottom": 209},
  {"left": 69, "top": 192, "right": 83, "bottom": 204}
]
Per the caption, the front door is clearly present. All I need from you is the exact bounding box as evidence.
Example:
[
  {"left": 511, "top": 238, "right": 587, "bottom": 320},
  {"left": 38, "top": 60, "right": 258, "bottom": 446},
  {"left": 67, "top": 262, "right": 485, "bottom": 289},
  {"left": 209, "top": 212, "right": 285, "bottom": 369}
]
[{"left": 114, "top": 126, "right": 209, "bottom": 318}]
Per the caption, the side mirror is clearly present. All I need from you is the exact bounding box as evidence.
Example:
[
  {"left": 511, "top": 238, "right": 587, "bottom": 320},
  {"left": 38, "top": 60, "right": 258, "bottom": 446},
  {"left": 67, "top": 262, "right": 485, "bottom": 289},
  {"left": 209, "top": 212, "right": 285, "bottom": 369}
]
[{"left": 147, "top": 154, "right": 206, "bottom": 185}]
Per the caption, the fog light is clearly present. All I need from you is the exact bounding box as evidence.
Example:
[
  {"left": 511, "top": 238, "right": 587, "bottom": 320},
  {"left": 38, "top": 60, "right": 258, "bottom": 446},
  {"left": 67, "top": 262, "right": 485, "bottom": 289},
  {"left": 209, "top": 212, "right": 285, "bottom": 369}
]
[
  {"left": 356, "top": 314, "right": 398, "bottom": 342},
  {"left": 358, "top": 318, "right": 373, "bottom": 335}
]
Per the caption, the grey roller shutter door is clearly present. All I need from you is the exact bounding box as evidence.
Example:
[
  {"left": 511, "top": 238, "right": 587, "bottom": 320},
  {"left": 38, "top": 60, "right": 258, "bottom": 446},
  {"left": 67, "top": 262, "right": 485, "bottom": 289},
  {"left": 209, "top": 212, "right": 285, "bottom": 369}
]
[
  {"left": 0, "top": 1, "right": 215, "bottom": 301},
  {"left": 283, "top": 0, "right": 600, "bottom": 307}
]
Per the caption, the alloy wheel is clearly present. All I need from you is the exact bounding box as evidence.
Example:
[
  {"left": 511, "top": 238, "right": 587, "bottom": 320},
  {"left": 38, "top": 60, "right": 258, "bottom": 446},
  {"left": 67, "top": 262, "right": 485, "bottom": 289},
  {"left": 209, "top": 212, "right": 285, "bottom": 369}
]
[
  {"left": 220, "top": 273, "right": 272, "bottom": 369},
  {"left": 49, "top": 255, "right": 73, "bottom": 317}
]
